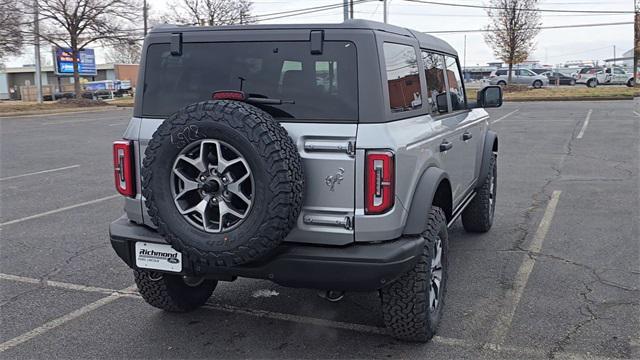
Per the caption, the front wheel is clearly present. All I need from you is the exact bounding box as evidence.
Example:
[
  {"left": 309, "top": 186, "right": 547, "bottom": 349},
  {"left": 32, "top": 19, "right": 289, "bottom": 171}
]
[
  {"left": 587, "top": 79, "right": 597, "bottom": 88},
  {"left": 380, "top": 207, "right": 449, "bottom": 342},
  {"left": 134, "top": 269, "right": 217, "bottom": 312},
  {"left": 497, "top": 81, "right": 507, "bottom": 87},
  {"left": 462, "top": 153, "right": 497, "bottom": 233},
  {"left": 628, "top": 79, "right": 636, "bottom": 87},
  {"left": 532, "top": 80, "right": 543, "bottom": 89}
]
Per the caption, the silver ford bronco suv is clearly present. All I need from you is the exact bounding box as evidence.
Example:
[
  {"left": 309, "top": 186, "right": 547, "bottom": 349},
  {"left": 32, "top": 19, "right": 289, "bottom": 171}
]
[{"left": 110, "top": 20, "right": 502, "bottom": 342}]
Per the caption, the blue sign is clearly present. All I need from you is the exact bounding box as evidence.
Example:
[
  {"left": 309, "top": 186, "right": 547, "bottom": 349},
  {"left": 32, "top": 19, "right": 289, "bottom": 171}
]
[{"left": 54, "top": 48, "right": 97, "bottom": 76}]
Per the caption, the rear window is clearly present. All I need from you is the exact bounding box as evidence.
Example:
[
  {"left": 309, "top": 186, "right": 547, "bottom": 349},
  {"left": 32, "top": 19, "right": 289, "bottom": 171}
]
[{"left": 142, "top": 41, "right": 358, "bottom": 120}]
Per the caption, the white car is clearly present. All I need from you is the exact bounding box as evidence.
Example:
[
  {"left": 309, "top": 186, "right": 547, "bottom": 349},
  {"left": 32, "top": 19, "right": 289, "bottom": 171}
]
[{"left": 576, "top": 67, "right": 635, "bottom": 88}]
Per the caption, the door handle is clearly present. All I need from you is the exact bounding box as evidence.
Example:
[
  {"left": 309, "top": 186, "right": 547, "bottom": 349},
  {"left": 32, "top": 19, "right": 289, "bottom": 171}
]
[
  {"left": 440, "top": 141, "right": 453, "bottom": 152},
  {"left": 462, "top": 132, "right": 473, "bottom": 141}
]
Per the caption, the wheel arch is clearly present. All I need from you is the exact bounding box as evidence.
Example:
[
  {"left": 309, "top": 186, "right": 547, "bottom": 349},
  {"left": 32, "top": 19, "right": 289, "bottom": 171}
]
[
  {"left": 477, "top": 130, "right": 498, "bottom": 187},
  {"left": 403, "top": 167, "right": 452, "bottom": 235}
]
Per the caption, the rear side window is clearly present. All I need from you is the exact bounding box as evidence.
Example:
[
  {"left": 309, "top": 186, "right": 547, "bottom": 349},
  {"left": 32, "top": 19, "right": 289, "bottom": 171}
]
[
  {"left": 496, "top": 69, "right": 507, "bottom": 76},
  {"left": 142, "top": 41, "right": 358, "bottom": 121},
  {"left": 422, "top": 51, "right": 447, "bottom": 114},
  {"left": 383, "top": 42, "right": 422, "bottom": 113},
  {"left": 444, "top": 56, "right": 466, "bottom": 111}
]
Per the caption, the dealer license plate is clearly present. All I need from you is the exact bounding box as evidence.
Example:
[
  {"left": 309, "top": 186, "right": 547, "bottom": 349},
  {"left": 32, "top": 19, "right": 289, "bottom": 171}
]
[{"left": 135, "top": 242, "right": 182, "bottom": 272}]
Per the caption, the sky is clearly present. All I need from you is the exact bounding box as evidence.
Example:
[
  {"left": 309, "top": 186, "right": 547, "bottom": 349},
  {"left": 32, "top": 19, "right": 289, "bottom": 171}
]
[{"left": 6, "top": 0, "right": 635, "bottom": 68}]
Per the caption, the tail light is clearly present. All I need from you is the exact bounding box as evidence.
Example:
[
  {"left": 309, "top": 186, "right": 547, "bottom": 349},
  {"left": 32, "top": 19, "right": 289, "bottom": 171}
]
[
  {"left": 212, "top": 90, "right": 246, "bottom": 101},
  {"left": 365, "top": 151, "right": 394, "bottom": 215},
  {"left": 113, "top": 140, "right": 135, "bottom": 197}
]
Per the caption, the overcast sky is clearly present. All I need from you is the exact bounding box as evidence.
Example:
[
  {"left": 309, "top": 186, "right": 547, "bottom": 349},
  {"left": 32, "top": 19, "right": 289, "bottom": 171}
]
[{"left": 7, "top": 0, "right": 634, "bottom": 68}]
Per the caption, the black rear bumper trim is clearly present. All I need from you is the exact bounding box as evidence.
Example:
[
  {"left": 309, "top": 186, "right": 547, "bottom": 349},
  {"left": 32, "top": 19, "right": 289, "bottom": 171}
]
[{"left": 109, "top": 215, "right": 424, "bottom": 291}]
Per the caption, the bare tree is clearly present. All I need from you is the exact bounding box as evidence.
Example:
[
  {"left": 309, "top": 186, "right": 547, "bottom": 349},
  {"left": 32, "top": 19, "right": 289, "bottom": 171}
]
[
  {"left": 0, "top": 0, "right": 25, "bottom": 60},
  {"left": 32, "top": 0, "right": 142, "bottom": 98},
  {"left": 484, "top": 0, "right": 541, "bottom": 83},
  {"left": 105, "top": 41, "right": 142, "bottom": 64},
  {"left": 164, "top": 0, "right": 253, "bottom": 26}
]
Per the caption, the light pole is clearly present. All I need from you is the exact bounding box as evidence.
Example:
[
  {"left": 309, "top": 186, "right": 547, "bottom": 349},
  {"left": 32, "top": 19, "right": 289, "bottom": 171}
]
[
  {"left": 143, "top": 0, "right": 148, "bottom": 35},
  {"left": 343, "top": 0, "right": 349, "bottom": 21},
  {"left": 383, "top": 0, "right": 388, "bottom": 24},
  {"left": 33, "top": 0, "right": 43, "bottom": 104}
]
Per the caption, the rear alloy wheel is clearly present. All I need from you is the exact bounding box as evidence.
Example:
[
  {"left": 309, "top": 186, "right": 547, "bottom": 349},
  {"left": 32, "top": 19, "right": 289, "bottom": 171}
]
[
  {"left": 380, "top": 207, "right": 448, "bottom": 342},
  {"left": 532, "top": 80, "right": 543, "bottom": 89}
]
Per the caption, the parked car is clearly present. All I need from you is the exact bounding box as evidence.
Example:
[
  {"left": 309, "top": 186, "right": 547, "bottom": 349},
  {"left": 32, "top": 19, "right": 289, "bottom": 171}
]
[
  {"left": 109, "top": 20, "right": 503, "bottom": 342},
  {"left": 576, "top": 66, "right": 635, "bottom": 87},
  {"left": 541, "top": 71, "right": 576, "bottom": 86},
  {"left": 489, "top": 68, "right": 549, "bottom": 88}
]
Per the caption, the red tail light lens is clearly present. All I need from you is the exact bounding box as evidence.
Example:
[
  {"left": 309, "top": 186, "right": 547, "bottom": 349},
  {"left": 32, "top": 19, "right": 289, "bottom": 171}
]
[
  {"left": 365, "top": 151, "right": 394, "bottom": 215},
  {"left": 212, "top": 90, "right": 246, "bottom": 101},
  {"left": 113, "top": 140, "right": 135, "bottom": 197}
]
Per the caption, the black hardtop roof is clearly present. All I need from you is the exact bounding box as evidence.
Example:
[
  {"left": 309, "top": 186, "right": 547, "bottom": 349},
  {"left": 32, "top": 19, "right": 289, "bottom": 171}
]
[{"left": 150, "top": 19, "right": 458, "bottom": 56}]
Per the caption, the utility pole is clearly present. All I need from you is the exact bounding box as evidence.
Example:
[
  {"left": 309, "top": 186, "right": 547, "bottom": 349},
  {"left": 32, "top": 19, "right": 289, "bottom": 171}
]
[
  {"left": 343, "top": 0, "right": 349, "bottom": 21},
  {"left": 349, "top": 0, "right": 354, "bottom": 19},
  {"left": 613, "top": 45, "right": 616, "bottom": 65},
  {"left": 33, "top": 0, "right": 43, "bottom": 104},
  {"left": 463, "top": 35, "right": 467, "bottom": 76},
  {"left": 143, "top": 0, "right": 148, "bottom": 35},
  {"left": 383, "top": 0, "right": 388, "bottom": 24}
]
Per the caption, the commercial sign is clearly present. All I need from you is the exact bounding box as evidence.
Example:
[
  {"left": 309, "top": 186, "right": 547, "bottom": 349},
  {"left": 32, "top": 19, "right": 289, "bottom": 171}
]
[{"left": 53, "top": 48, "right": 97, "bottom": 76}]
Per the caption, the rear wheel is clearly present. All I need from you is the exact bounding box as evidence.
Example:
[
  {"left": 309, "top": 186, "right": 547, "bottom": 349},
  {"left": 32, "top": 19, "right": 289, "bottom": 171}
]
[
  {"left": 380, "top": 207, "right": 448, "bottom": 342},
  {"left": 587, "top": 79, "right": 597, "bottom": 88},
  {"left": 134, "top": 269, "right": 217, "bottom": 312}
]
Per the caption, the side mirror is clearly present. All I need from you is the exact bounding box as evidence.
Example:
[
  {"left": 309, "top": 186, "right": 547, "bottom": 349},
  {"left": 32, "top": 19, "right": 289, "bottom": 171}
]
[
  {"left": 435, "top": 93, "right": 448, "bottom": 113},
  {"left": 477, "top": 85, "right": 503, "bottom": 108}
]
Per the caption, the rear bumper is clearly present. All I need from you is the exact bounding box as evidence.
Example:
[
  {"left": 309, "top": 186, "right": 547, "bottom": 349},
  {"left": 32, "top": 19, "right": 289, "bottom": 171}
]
[{"left": 110, "top": 215, "right": 424, "bottom": 291}]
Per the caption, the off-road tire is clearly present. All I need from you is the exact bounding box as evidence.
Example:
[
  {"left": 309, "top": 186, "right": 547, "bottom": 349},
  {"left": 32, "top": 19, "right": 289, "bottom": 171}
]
[
  {"left": 462, "top": 153, "right": 497, "bottom": 233},
  {"left": 142, "top": 100, "right": 304, "bottom": 268},
  {"left": 134, "top": 269, "right": 217, "bottom": 312},
  {"left": 380, "top": 207, "right": 449, "bottom": 342},
  {"left": 532, "top": 80, "right": 543, "bottom": 89},
  {"left": 587, "top": 79, "right": 597, "bottom": 88}
]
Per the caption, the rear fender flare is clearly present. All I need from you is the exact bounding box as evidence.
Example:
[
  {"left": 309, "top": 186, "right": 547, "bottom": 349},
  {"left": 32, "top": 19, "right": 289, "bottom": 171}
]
[
  {"left": 403, "top": 167, "right": 449, "bottom": 235},
  {"left": 477, "top": 131, "right": 498, "bottom": 187}
]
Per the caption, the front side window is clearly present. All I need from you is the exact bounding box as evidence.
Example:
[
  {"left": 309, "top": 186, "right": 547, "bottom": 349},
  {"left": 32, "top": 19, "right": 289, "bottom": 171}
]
[
  {"left": 142, "top": 41, "right": 358, "bottom": 120},
  {"left": 444, "top": 56, "right": 466, "bottom": 111},
  {"left": 422, "top": 51, "right": 448, "bottom": 114},
  {"left": 383, "top": 42, "right": 422, "bottom": 113}
]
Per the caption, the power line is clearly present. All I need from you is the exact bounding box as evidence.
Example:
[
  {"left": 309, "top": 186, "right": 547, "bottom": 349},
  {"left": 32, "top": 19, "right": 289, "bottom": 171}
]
[
  {"left": 255, "top": 0, "right": 375, "bottom": 22},
  {"left": 403, "top": 0, "right": 635, "bottom": 14},
  {"left": 426, "top": 21, "right": 633, "bottom": 33}
]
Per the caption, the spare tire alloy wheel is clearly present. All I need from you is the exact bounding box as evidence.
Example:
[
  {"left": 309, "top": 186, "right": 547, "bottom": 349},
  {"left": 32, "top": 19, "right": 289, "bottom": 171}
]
[
  {"left": 171, "top": 139, "right": 254, "bottom": 233},
  {"left": 143, "top": 100, "right": 304, "bottom": 268}
]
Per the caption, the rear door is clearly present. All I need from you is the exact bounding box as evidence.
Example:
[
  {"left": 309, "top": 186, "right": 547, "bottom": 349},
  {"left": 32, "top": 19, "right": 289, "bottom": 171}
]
[{"left": 137, "top": 31, "right": 359, "bottom": 246}]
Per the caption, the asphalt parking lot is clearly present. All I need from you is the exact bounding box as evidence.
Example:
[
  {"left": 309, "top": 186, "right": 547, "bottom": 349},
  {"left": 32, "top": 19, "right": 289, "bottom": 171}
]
[{"left": 0, "top": 101, "right": 638, "bottom": 359}]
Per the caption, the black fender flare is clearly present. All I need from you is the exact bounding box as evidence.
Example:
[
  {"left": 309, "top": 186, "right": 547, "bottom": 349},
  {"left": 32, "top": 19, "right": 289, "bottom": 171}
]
[
  {"left": 403, "top": 167, "right": 450, "bottom": 235},
  {"left": 477, "top": 130, "right": 498, "bottom": 187}
]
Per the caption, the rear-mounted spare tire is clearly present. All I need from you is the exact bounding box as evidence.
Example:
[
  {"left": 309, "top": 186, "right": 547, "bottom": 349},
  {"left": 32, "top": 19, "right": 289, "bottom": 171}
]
[{"left": 142, "top": 100, "right": 304, "bottom": 268}]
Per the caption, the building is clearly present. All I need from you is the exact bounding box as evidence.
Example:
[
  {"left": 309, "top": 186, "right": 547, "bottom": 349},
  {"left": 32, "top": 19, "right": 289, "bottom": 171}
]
[{"left": 0, "top": 63, "right": 139, "bottom": 100}]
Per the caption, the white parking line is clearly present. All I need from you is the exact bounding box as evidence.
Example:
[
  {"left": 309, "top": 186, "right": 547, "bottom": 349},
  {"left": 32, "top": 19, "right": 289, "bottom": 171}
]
[
  {"left": 576, "top": 109, "right": 592, "bottom": 139},
  {"left": 0, "top": 271, "right": 613, "bottom": 359},
  {"left": 42, "top": 117, "right": 123, "bottom": 125},
  {"left": 491, "top": 108, "right": 520, "bottom": 124},
  {"left": 0, "top": 194, "right": 120, "bottom": 227},
  {"left": 489, "top": 190, "right": 562, "bottom": 345},
  {"left": 0, "top": 285, "right": 136, "bottom": 353},
  {"left": 0, "top": 165, "right": 80, "bottom": 181}
]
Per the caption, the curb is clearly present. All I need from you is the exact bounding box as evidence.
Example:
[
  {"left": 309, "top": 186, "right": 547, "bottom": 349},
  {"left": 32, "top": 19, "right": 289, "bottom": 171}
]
[
  {"left": 0, "top": 106, "right": 126, "bottom": 118},
  {"left": 503, "top": 96, "right": 633, "bottom": 102}
]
